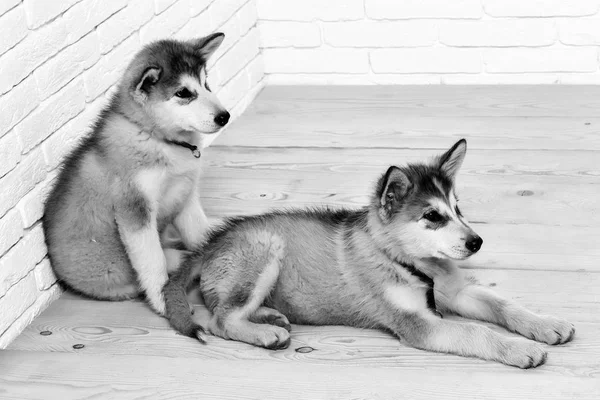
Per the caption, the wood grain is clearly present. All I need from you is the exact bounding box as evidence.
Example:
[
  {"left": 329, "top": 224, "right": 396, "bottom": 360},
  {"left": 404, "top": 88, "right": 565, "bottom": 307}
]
[
  {"left": 8, "top": 270, "right": 599, "bottom": 378},
  {"left": 242, "top": 85, "right": 600, "bottom": 117},
  {"left": 216, "top": 114, "right": 600, "bottom": 150},
  {"left": 198, "top": 147, "right": 600, "bottom": 227},
  {"left": 3, "top": 86, "right": 600, "bottom": 399},
  {"left": 2, "top": 350, "right": 598, "bottom": 400}
]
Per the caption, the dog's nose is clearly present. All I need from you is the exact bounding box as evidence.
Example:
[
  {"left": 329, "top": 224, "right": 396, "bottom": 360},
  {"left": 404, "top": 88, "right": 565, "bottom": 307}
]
[
  {"left": 214, "top": 111, "right": 230, "bottom": 127},
  {"left": 465, "top": 236, "right": 483, "bottom": 253}
]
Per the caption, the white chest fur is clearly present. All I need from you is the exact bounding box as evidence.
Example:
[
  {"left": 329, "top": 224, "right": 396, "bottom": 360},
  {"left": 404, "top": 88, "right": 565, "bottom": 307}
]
[
  {"left": 135, "top": 168, "right": 197, "bottom": 219},
  {"left": 383, "top": 284, "right": 429, "bottom": 313}
]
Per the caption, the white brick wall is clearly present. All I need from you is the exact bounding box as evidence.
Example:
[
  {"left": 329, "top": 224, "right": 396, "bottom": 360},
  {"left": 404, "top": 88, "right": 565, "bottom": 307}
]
[
  {"left": 0, "top": 0, "right": 264, "bottom": 348},
  {"left": 257, "top": 0, "right": 600, "bottom": 85}
]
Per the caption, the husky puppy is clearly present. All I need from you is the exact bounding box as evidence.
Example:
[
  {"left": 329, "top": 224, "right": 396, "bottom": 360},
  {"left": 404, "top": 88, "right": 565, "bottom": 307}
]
[
  {"left": 43, "top": 33, "right": 230, "bottom": 315},
  {"left": 164, "top": 139, "right": 575, "bottom": 368}
]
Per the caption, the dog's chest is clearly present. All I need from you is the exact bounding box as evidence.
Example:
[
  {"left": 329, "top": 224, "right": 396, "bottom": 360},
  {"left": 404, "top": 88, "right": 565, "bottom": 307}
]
[{"left": 136, "top": 168, "right": 197, "bottom": 218}]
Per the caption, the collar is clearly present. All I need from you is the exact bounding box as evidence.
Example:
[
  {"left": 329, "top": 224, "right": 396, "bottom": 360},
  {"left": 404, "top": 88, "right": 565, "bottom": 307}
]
[{"left": 164, "top": 139, "right": 201, "bottom": 158}]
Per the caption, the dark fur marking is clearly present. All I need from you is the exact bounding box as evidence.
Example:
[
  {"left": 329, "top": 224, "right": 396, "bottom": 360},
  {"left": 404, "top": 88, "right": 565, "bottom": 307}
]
[
  {"left": 225, "top": 283, "right": 252, "bottom": 308},
  {"left": 398, "top": 262, "right": 438, "bottom": 315}
]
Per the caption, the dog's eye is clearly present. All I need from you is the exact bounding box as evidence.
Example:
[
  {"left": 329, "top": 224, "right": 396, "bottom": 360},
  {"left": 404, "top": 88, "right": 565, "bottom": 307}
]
[
  {"left": 423, "top": 210, "right": 444, "bottom": 223},
  {"left": 175, "top": 88, "right": 193, "bottom": 98},
  {"left": 455, "top": 206, "right": 463, "bottom": 217},
  {"left": 204, "top": 81, "right": 211, "bottom": 92}
]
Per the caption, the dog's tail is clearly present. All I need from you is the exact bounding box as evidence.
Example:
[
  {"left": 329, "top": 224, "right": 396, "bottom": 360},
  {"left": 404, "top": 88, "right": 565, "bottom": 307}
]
[{"left": 163, "top": 257, "right": 206, "bottom": 343}]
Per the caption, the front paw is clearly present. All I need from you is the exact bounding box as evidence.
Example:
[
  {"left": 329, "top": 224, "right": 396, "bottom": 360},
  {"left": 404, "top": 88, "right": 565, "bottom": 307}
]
[
  {"left": 517, "top": 316, "right": 575, "bottom": 345},
  {"left": 501, "top": 339, "right": 548, "bottom": 369}
]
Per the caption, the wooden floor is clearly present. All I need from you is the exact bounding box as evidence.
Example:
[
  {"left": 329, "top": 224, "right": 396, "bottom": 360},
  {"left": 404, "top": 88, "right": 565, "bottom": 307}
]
[{"left": 2, "top": 86, "right": 600, "bottom": 399}]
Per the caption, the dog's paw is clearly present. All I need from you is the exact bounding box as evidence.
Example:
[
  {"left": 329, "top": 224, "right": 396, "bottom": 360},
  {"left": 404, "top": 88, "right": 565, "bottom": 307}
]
[
  {"left": 501, "top": 339, "right": 548, "bottom": 369},
  {"left": 256, "top": 326, "right": 291, "bottom": 350},
  {"left": 517, "top": 316, "right": 575, "bottom": 345}
]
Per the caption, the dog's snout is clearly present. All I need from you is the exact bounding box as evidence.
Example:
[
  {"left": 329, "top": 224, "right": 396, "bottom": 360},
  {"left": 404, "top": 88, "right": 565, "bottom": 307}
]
[
  {"left": 214, "top": 111, "right": 230, "bottom": 127},
  {"left": 465, "top": 235, "right": 483, "bottom": 253}
]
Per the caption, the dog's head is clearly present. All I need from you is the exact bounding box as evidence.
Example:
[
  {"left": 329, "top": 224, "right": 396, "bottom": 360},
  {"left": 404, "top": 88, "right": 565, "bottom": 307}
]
[
  {"left": 122, "top": 33, "right": 229, "bottom": 139},
  {"left": 373, "top": 139, "right": 482, "bottom": 261}
]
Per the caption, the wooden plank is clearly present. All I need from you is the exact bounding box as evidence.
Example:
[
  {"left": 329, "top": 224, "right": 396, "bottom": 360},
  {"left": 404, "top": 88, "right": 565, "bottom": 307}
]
[
  {"left": 216, "top": 114, "right": 600, "bottom": 150},
  {"left": 198, "top": 147, "right": 600, "bottom": 227},
  {"left": 8, "top": 270, "right": 599, "bottom": 378},
  {"left": 1, "top": 350, "right": 598, "bottom": 400},
  {"left": 239, "top": 85, "right": 600, "bottom": 117}
]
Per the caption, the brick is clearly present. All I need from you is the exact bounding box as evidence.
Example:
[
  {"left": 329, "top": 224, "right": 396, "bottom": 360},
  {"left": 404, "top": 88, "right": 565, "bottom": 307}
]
[
  {"left": 155, "top": 0, "right": 178, "bottom": 13},
  {"left": 0, "top": 225, "right": 46, "bottom": 294},
  {"left": 175, "top": 8, "right": 214, "bottom": 41},
  {"left": 16, "top": 173, "right": 57, "bottom": 228},
  {"left": 0, "top": 210, "right": 23, "bottom": 256},
  {"left": 324, "top": 21, "right": 437, "bottom": 48},
  {"left": 366, "top": 0, "right": 482, "bottom": 19},
  {"left": 440, "top": 20, "right": 557, "bottom": 47},
  {"left": 264, "top": 48, "right": 369, "bottom": 74},
  {"left": 34, "top": 32, "right": 101, "bottom": 100},
  {"left": 0, "top": 131, "right": 21, "bottom": 178},
  {"left": 0, "top": 19, "right": 69, "bottom": 94},
  {"left": 96, "top": 0, "right": 154, "bottom": 54},
  {"left": 246, "top": 54, "right": 264, "bottom": 88},
  {"left": 237, "top": 0, "right": 257, "bottom": 35},
  {"left": 191, "top": 0, "right": 213, "bottom": 16},
  {"left": 483, "top": 0, "right": 599, "bottom": 17},
  {"left": 140, "top": 0, "right": 191, "bottom": 44},
  {"left": 441, "top": 73, "right": 560, "bottom": 85},
  {"left": 0, "top": 149, "right": 47, "bottom": 218},
  {"left": 210, "top": 0, "right": 246, "bottom": 28},
  {"left": 63, "top": 0, "right": 128, "bottom": 45},
  {"left": 0, "top": 5, "right": 27, "bottom": 56},
  {"left": 258, "top": 0, "right": 363, "bottom": 21},
  {"left": 559, "top": 19, "right": 600, "bottom": 45},
  {"left": 0, "top": 284, "right": 61, "bottom": 349},
  {"left": 259, "top": 21, "right": 321, "bottom": 48},
  {"left": 371, "top": 48, "right": 481, "bottom": 74},
  {"left": 210, "top": 11, "right": 242, "bottom": 63},
  {"left": 484, "top": 48, "right": 598, "bottom": 73},
  {"left": 0, "top": 273, "right": 37, "bottom": 335},
  {"left": 214, "top": 28, "right": 260, "bottom": 84},
  {"left": 42, "top": 99, "right": 102, "bottom": 170},
  {"left": 0, "top": 0, "right": 19, "bottom": 16},
  {"left": 17, "top": 79, "right": 86, "bottom": 154},
  {"left": 0, "top": 77, "right": 39, "bottom": 138},
  {"left": 560, "top": 73, "right": 600, "bottom": 84},
  {"left": 266, "top": 73, "right": 441, "bottom": 85},
  {"left": 34, "top": 258, "right": 57, "bottom": 291},
  {"left": 216, "top": 66, "right": 250, "bottom": 110},
  {"left": 83, "top": 34, "right": 139, "bottom": 101},
  {"left": 22, "top": 0, "right": 80, "bottom": 29}
]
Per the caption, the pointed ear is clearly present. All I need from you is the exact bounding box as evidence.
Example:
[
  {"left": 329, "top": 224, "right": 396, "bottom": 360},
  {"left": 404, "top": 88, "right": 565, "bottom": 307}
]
[
  {"left": 193, "top": 32, "right": 225, "bottom": 60},
  {"left": 380, "top": 166, "right": 411, "bottom": 213},
  {"left": 437, "top": 139, "right": 467, "bottom": 180},
  {"left": 133, "top": 67, "right": 161, "bottom": 103}
]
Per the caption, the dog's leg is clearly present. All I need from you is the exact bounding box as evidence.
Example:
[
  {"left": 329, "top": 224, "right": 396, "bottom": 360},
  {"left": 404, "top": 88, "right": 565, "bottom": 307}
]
[
  {"left": 250, "top": 306, "right": 292, "bottom": 332},
  {"left": 433, "top": 265, "right": 575, "bottom": 345},
  {"left": 174, "top": 192, "right": 210, "bottom": 250},
  {"left": 206, "top": 231, "right": 290, "bottom": 349},
  {"left": 116, "top": 199, "right": 168, "bottom": 315},
  {"left": 390, "top": 313, "right": 547, "bottom": 368}
]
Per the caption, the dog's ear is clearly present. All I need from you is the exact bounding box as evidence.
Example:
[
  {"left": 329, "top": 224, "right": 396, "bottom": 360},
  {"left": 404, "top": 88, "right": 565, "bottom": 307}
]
[
  {"left": 380, "top": 166, "right": 411, "bottom": 214},
  {"left": 437, "top": 139, "right": 467, "bottom": 181},
  {"left": 133, "top": 66, "right": 161, "bottom": 103},
  {"left": 193, "top": 32, "right": 225, "bottom": 60}
]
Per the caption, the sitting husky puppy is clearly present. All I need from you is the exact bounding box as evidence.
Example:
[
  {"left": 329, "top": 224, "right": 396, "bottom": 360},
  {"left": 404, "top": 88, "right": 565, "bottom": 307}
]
[
  {"left": 43, "top": 33, "right": 230, "bottom": 315},
  {"left": 164, "top": 139, "right": 575, "bottom": 368}
]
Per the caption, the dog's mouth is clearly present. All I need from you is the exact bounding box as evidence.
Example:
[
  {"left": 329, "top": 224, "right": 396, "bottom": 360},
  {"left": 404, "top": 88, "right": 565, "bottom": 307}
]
[{"left": 437, "top": 250, "right": 472, "bottom": 260}]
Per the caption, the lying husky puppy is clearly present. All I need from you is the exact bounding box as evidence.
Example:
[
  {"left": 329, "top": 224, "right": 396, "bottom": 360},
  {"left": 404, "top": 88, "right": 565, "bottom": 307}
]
[
  {"left": 164, "top": 139, "right": 575, "bottom": 368},
  {"left": 43, "top": 33, "right": 229, "bottom": 315}
]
